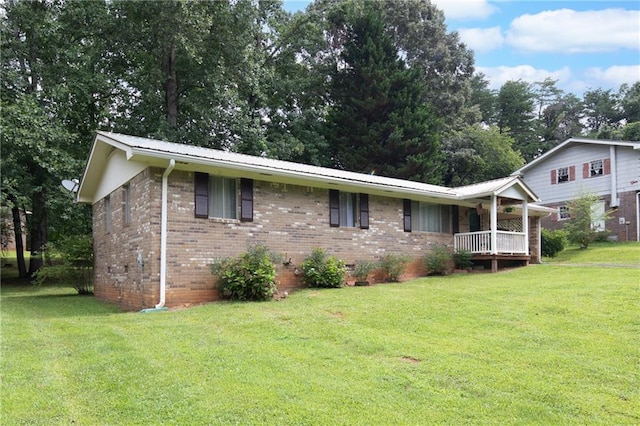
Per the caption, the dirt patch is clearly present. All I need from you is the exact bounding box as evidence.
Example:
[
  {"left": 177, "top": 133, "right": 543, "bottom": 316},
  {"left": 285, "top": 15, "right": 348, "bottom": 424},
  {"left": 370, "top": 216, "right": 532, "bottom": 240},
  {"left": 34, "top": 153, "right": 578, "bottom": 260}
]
[{"left": 401, "top": 356, "right": 421, "bottom": 364}]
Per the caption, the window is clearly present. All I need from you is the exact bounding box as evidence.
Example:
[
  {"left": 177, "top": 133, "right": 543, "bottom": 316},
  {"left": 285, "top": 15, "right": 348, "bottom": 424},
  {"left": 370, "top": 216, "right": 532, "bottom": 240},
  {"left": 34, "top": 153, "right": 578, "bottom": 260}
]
[
  {"left": 558, "top": 205, "right": 570, "bottom": 220},
  {"left": 209, "top": 176, "right": 237, "bottom": 219},
  {"left": 591, "top": 200, "right": 605, "bottom": 231},
  {"left": 329, "top": 190, "right": 368, "bottom": 228},
  {"left": 408, "top": 201, "right": 450, "bottom": 233},
  {"left": 557, "top": 167, "right": 569, "bottom": 183},
  {"left": 194, "top": 173, "right": 252, "bottom": 221},
  {"left": 105, "top": 195, "right": 111, "bottom": 233},
  {"left": 590, "top": 160, "right": 603, "bottom": 177},
  {"left": 123, "top": 184, "right": 131, "bottom": 225}
]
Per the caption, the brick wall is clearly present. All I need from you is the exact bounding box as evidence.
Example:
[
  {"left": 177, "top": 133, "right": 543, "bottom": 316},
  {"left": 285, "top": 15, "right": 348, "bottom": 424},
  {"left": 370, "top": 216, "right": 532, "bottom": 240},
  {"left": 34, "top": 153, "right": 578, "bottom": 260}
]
[
  {"left": 93, "top": 169, "right": 161, "bottom": 311},
  {"left": 94, "top": 168, "right": 455, "bottom": 310},
  {"left": 540, "top": 189, "right": 638, "bottom": 242}
]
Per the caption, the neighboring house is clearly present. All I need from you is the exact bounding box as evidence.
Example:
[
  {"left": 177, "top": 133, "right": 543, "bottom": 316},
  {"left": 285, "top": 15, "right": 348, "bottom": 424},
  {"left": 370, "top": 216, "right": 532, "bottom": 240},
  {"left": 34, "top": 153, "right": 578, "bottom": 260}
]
[
  {"left": 78, "top": 132, "right": 551, "bottom": 311},
  {"left": 512, "top": 138, "right": 640, "bottom": 242}
]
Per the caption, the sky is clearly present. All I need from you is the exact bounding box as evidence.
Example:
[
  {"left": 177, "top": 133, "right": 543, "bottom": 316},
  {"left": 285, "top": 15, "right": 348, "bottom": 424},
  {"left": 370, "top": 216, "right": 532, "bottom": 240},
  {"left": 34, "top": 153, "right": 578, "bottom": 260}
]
[{"left": 283, "top": 0, "right": 640, "bottom": 96}]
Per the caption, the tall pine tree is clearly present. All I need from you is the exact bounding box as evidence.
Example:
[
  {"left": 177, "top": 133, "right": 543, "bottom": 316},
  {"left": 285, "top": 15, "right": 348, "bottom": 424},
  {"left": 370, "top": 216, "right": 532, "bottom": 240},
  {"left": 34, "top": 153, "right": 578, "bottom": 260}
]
[{"left": 325, "top": 3, "right": 442, "bottom": 183}]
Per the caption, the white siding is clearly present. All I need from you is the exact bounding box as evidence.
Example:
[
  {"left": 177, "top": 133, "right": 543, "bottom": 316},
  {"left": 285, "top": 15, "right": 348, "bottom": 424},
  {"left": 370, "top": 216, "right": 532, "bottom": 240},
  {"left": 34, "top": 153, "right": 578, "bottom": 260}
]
[{"left": 520, "top": 144, "right": 640, "bottom": 205}]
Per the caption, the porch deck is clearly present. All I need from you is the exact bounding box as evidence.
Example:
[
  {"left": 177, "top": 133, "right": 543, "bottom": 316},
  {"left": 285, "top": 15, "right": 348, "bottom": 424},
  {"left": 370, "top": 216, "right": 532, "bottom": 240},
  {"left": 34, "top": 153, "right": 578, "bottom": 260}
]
[{"left": 454, "top": 231, "right": 530, "bottom": 272}]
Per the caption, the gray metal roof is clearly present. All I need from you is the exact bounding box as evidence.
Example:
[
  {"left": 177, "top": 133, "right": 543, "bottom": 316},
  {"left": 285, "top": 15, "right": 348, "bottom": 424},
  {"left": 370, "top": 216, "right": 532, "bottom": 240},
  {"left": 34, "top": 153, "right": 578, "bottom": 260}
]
[{"left": 79, "top": 131, "right": 540, "bottom": 205}]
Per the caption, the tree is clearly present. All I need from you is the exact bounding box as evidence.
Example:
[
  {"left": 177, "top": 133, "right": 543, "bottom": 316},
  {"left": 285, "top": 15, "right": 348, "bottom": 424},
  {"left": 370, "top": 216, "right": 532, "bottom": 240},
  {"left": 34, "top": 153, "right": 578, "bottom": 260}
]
[
  {"left": 496, "top": 80, "right": 538, "bottom": 161},
  {"left": 583, "top": 88, "right": 622, "bottom": 136},
  {"left": 382, "top": 0, "right": 475, "bottom": 127},
  {"left": 442, "top": 125, "right": 524, "bottom": 186},
  {"left": 563, "top": 193, "right": 612, "bottom": 249},
  {"left": 325, "top": 2, "right": 442, "bottom": 182},
  {"left": 619, "top": 82, "right": 640, "bottom": 123}
]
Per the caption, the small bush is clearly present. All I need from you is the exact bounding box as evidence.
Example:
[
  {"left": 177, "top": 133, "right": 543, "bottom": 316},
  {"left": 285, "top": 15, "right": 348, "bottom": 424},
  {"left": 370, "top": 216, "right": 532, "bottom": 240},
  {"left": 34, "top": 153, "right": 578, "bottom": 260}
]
[
  {"left": 452, "top": 250, "right": 473, "bottom": 270},
  {"left": 378, "top": 253, "right": 409, "bottom": 282},
  {"left": 211, "top": 245, "right": 278, "bottom": 301},
  {"left": 424, "top": 245, "right": 453, "bottom": 275},
  {"left": 352, "top": 260, "right": 376, "bottom": 283},
  {"left": 33, "top": 234, "right": 94, "bottom": 294},
  {"left": 301, "top": 248, "right": 346, "bottom": 288},
  {"left": 541, "top": 229, "right": 567, "bottom": 258}
]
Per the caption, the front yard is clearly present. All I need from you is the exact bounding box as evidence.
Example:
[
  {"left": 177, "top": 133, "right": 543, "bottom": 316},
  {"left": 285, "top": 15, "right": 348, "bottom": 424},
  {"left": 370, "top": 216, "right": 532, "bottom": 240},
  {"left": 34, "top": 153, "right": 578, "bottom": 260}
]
[{"left": 1, "top": 262, "right": 639, "bottom": 424}]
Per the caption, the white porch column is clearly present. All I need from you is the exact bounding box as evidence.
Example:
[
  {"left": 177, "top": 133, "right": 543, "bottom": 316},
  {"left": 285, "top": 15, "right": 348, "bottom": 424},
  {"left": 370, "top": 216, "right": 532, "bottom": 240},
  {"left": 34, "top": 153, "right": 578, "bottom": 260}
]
[
  {"left": 522, "top": 199, "right": 529, "bottom": 254},
  {"left": 490, "top": 195, "right": 497, "bottom": 254}
]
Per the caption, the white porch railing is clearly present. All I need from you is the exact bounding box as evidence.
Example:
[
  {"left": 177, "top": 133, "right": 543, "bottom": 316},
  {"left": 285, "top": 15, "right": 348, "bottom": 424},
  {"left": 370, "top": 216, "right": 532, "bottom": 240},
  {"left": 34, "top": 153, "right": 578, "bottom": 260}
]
[{"left": 454, "top": 231, "right": 527, "bottom": 254}]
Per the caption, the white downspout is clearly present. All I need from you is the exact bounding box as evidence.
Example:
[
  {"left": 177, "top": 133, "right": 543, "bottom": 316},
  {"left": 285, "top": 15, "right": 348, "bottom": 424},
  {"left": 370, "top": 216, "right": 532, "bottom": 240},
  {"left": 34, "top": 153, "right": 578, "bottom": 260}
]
[
  {"left": 636, "top": 192, "right": 640, "bottom": 242},
  {"left": 610, "top": 145, "right": 619, "bottom": 207},
  {"left": 156, "top": 159, "right": 175, "bottom": 309}
]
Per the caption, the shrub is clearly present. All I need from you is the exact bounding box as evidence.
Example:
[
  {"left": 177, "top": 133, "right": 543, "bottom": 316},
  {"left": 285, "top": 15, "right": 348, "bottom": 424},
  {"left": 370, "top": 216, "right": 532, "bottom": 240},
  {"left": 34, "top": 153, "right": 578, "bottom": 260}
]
[
  {"left": 563, "top": 192, "right": 612, "bottom": 249},
  {"left": 301, "top": 248, "right": 346, "bottom": 288},
  {"left": 378, "top": 253, "right": 409, "bottom": 282},
  {"left": 211, "top": 245, "right": 278, "bottom": 301},
  {"left": 33, "top": 234, "right": 94, "bottom": 294},
  {"left": 452, "top": 250, "right": 473, "bottom": 270},
  {"left": 424, "top": 245, "right": 453, "bottom": 275},
  {"left": 541, "top": 229, "right": 567, "bottom": 258},
  {"left": 352, "top": 260, "right": 376, "bottom": 284}
]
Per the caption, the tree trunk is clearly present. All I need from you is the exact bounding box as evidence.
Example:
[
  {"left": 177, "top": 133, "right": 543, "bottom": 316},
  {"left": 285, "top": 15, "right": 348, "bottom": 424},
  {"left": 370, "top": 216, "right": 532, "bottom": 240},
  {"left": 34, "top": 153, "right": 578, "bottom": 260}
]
[
  {"left": 163, "top": 43, "right": 178, "bottom": 128},
  {"left": 28, "top": 190, "right": 47, "bottom": 277},
  {"left": 11, "top": 205, "right": 28, "bottom": 279}
]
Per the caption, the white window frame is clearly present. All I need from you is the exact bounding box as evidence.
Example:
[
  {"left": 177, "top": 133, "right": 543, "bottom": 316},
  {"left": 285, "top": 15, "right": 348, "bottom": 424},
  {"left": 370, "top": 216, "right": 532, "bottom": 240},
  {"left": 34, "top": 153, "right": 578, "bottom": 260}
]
[
  {"left": 557, "top": 167, "right": 569, "bottom": 183},
  {"left": 411, "top": 201, "right": 450, "bottom": 233},
  {"left": 590, "top": 159, "right": 603, "bottom": 177},
  {"left": 209, "top": 176, "right": 237, "bottom": 219},
  {"left": 558, "top": 205, "right": 570, "bottom": 220},
  {"left": 591, "top": 200, "right": 605, "bottom": 231}
]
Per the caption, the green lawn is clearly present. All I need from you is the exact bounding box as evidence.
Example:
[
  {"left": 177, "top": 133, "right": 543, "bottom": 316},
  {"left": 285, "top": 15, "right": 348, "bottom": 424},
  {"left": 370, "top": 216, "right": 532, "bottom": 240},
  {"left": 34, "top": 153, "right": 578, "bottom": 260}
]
[
  {"left": 2, "top": 262, "right": 639, "bottom": 424},
  {"left": 543, "top": 241, "right": 640, "bottom": 265}
]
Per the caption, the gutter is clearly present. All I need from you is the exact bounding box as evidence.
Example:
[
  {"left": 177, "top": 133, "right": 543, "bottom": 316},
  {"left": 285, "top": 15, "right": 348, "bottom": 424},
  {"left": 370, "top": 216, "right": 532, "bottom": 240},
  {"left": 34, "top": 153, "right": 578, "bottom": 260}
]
[{"left": 142, "top": 158, "right": 175, "bottom": 312}]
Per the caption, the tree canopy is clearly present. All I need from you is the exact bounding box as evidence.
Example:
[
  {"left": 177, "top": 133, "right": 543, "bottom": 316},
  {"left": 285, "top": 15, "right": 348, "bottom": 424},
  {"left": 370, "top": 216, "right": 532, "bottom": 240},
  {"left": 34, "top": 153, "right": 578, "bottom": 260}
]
[{"left": 1, "top": 0, "right": 638, "bottom": 277}]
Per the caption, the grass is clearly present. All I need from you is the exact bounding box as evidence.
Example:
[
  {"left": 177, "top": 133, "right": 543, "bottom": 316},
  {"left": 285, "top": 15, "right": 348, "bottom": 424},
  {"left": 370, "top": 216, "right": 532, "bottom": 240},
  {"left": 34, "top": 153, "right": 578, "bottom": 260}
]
[
  {"left": 543, "top": 241, "right": 640, "bottom": 265},
  {"left": 2, "top": 249, "right": 639, "bottom": 424}
]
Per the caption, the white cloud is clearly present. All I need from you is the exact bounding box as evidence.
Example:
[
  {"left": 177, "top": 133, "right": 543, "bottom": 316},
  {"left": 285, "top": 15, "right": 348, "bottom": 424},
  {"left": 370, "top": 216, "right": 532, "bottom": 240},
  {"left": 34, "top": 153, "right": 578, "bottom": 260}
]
[
  {"left": 458, "top": 26, "right": 504, "bottom": 52},
  {"left": 584, "top": 65, "right": 640, "bottom": 88},
  {"left": 477, "top": 65, "right": 572, "bottom": 90},
  {"left": 506, "top": 8, "right": 640, "bottom": 53},
  {"left": 432, "top": 0, "right": 497, "bottom": 21}
]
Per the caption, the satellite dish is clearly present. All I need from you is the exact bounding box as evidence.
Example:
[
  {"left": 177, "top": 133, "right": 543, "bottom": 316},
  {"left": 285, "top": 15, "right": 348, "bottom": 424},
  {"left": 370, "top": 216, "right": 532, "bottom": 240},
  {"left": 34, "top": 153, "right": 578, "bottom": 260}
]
[{"left": 61, "top": 179, "right": 79, "bottom": 193}]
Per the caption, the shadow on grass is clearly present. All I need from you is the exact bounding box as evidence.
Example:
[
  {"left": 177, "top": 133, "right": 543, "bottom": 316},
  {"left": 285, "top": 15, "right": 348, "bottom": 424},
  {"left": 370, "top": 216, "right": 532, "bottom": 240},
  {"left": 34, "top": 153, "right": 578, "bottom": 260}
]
[{"left": 1, "top": 283, "right": 121, "bottom": 318}]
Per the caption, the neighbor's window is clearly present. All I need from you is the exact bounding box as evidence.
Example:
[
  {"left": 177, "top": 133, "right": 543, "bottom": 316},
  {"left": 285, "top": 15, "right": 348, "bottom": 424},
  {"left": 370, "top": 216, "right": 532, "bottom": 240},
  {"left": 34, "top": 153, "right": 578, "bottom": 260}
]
[
  {"left": 339, "top": 192, "right": 357, "bottom": 227},
  {"left": 557, "top": 167, "right": 569, "bottom": 183},
  {"left": 209, "top": 176, "right": 237, "bottom": 219},
  {"left": 329, "top": 190, "right": 368, "bottom": 228},
  {"left": 123, "top": 184, "right": 131, "bottom": 224},
  {"left": 590, "top": 160, "right": 603, "bottom": 177},
  {"left": 411, "top": 201, "right": 450, "bottom": 233},
  {"left": 105, "top": 195, "right": 111, "bottom": 233},
  {"left": 558, "top": 205, "right": 570, "bottom": 220}
]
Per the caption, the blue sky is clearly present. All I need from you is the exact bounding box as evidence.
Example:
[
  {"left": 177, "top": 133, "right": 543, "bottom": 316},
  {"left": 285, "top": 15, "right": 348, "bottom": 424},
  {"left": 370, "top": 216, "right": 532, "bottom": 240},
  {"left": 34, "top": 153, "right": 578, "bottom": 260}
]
[{"left": 283, "top": 0, "right": 640, "bottom": 96}]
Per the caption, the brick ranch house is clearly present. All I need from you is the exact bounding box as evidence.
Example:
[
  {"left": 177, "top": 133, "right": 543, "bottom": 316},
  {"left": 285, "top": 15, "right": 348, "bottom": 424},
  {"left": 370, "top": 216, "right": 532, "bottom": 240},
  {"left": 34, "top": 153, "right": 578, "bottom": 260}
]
[{"left": 77, "top": 132, "right": 553, "bottom": 311}]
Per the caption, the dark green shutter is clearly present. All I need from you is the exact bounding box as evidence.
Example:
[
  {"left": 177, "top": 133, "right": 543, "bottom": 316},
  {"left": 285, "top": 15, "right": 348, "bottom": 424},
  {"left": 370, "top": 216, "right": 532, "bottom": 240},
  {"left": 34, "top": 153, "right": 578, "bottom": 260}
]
[
  {"left": 240, "top": 178, "right": 253, "bottom": 222},
  {"left": 329, "top": 189, "right": 340, "bottom": 227},
  {"left": 194, "top": 172, "right": 209, "bottom": 218},
  {"left": 403, "top": 199, "right": 412, "bottom": 232},
  {"left": 359, "top": 194, "right": 369, "bottom": 229}
]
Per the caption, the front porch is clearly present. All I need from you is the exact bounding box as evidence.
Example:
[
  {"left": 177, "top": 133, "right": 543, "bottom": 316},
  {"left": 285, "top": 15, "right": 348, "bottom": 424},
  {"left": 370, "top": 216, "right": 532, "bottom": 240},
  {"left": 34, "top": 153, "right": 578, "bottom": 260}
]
[{"left": 454, "top": 230, "right": 530, "bottom": 272}]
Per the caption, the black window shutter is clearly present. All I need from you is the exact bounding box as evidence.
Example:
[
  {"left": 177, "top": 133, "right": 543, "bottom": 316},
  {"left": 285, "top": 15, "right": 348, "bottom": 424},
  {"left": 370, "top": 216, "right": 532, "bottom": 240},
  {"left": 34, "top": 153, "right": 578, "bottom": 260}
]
[
  {"left": 240, "top": 178, "right": 253, "bottom": 222},
  {"left": 359, "top": 193, "right": 369, "bottom": 229},
  {"left": 451, "top": 205, "right": 459, "bottom": 234},
  {"left": 194, "top": 172, "right": 209, "bottom": 218},
  {"left": 329, "top": 189, "right": 340, "bottom": 227},
  {"left": 403, "top": 199, "right": 412, "bottom": 232}
]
